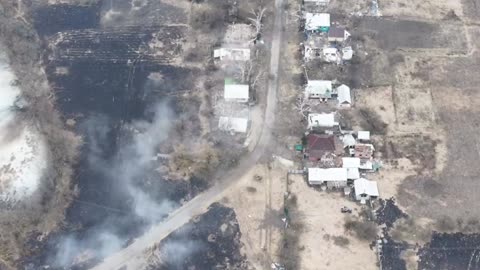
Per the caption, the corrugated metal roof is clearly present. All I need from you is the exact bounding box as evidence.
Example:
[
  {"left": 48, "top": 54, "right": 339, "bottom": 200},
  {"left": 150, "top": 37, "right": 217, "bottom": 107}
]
[
  {"left": 308, "top": 168, "right": 347, "bottom": 182},
  {"left": 337, "top": 84, "right": 351, "bottom": 105},
  {"left": 354, "top": 178, "right": 379, "bottom": 196}
]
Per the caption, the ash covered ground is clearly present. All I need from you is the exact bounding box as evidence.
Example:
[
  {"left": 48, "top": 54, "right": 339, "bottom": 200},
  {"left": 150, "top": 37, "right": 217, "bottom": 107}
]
[
  {"left": 147, "top": 203, "right": 248, "bottom": 270},
  {"left": 13, "top": 0, "right": 247, "bottom": 269}
]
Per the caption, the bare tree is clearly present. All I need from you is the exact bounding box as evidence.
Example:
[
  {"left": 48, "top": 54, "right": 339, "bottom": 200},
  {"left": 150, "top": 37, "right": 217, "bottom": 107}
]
[
  {"left": 295, "top": 97, "right": 311, "bottom": 119},
  {"left": 248, "top": 7, "right": 267, "bottom": 42}
]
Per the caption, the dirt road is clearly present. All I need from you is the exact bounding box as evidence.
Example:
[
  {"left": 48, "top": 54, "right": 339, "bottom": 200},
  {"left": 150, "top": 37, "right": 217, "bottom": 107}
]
[{"left": 90, "top": 0, "right": 285, "bottom": 269}]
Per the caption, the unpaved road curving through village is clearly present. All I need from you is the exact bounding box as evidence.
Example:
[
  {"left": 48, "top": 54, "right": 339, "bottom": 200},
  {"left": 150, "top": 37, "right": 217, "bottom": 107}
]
[{"left": 90, "top": 0, "right": 285, "bottom": 269}]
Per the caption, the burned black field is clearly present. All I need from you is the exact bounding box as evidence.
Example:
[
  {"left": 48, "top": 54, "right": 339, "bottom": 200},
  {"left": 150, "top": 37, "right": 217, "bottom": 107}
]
[
  {"left": 149, "top": 203, "right": 248, "bottom": 270},
  {"left": 19, "top": 2, "right": 237, "bottom": 269}
]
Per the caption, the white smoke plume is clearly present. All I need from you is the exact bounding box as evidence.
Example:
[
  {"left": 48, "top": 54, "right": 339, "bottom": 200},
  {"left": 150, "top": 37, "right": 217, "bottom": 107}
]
[{"left": 52, "top": 101, "right": 182, "bottom": 267}]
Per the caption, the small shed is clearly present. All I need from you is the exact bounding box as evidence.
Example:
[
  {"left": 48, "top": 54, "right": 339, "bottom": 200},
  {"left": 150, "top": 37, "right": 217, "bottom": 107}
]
[
  {"left": 328, "top": 27, "right": 351, "bottom": 43},
  {"left": 218, "top": 117, "right": 249, "bottom": 133},
  {"left": 354, "top": 178, "right": 379, "bottom": 203},
  {"left": 308, "top": 168, "right": 348, "bottom": 186},
  {"left": 357, "top": 131, "right": 370, "bottom": 141},
  {"left": 307, "top": 113, "right": 338, "bottom": 129},
  {"left": 224, "top": 79, "right": 249, "bottom": 103},
  {"left": 337, "top": 84, "right": 352, "bottom": 107},
  {"left": 305, "top": 13, "right": 331, "bottom": 32},
  {"left": 305, "top": 80, "right": 333, "bottom": 99}
]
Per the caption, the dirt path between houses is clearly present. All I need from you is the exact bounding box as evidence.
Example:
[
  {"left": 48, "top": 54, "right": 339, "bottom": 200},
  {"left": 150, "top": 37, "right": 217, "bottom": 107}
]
[{"left": 89, "top": 0, "right": 285, "bottom": 269}]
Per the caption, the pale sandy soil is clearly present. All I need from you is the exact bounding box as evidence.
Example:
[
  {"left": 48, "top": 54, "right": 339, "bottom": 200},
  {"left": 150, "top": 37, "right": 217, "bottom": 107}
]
[
  {"left": 289, "top": 175, "right": 378, "bottom": 270},
  {"left": 380, "top": 0, "right": 463, "bottom": 20},
  {"left": 223, "top": 161, "right": 288, "bottom": 269}
]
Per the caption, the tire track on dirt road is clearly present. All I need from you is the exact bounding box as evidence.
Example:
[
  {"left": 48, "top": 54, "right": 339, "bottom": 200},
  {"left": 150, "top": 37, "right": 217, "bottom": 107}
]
[{"left": 90, "top": 0, "right": 285, "bottom": 268}]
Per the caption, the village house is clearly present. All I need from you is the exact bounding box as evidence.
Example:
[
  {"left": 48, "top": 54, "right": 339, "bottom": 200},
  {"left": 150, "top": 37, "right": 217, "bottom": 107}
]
[
  {"left": 327, "top": 27, "right": 351, "bottom": 43},
  {"left": 218, "top": 116, "right": 249, "bottom": 133},
  {"left": 305, "top": 13, "right": 331, "bottom": 33},
  {"left": 336, "top": 84, "right": 352, "bottom": 107},
  {"left": 354, "top": 143, "right": 375, "bottom": 160},
  {"left": 305, "top": 80, "right": 333, "bottom": 100},
  {"left": 308, "top": 168, "right": 348, "bottom": 188},
  {"left": 354, "top": 178, "right": 379, "bottom": 204},
  {"left": 307, "top": 112, "right": 338, "bottom": 130},
  {"left": 305, "top": 133, "right": 342, "bottom": 161},
  {"left": 224, "top": 79, "right": 249, "bottom": 103},
  {"left": 213, "top": 48, "right": 250, "bottom": 62}
]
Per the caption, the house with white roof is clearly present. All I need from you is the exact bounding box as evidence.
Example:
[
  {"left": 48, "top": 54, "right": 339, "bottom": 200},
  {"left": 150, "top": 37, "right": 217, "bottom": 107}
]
[
  {"left": 305, "top": 13, "right": 331, "bottom": 32},
  {"left": 337, "top": 84, "right": 352, "bottom": 107},
  {"left": 218, "top": 117, "right": 249, "bottom": 133},
  {"left": 354, "top": 178, "right": 379, "bottom": 203},
  {"left": 308, "top": 168, "right": 348, "bottom": 188},
  {"left": 305, "top": 80, "right": 333, "bottom": 100},
  {"left": 224, "top": 79, "right": 249, "bottom": 103},
  {"left": 307, "top": 112, "right": 338, "bottom": 130},
  {"left": 214, "top": 48, "right": 250, "bottom": 62}
]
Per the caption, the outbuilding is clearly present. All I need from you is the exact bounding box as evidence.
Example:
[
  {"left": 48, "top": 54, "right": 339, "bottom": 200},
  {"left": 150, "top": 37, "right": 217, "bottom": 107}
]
[
  {"left": 357, "top": 131, "right": 370, "bottom": 142},
  {"left": 337, "top": 84, "right": 352, "bottom": 107},
  {"left": 354, "top": 178, "right": 379, "bottom": 203}
]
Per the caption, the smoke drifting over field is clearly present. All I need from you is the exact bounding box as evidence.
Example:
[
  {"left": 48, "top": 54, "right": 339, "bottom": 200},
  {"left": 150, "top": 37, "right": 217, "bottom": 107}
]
[
  {"left": 52, "top": 101, "right": 184, "bottom": 267},
  {"left": 0, "top": 53, "right": 47, "bottom": 203}
]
